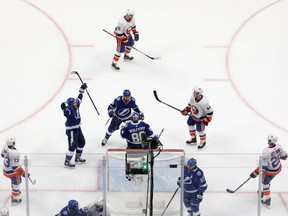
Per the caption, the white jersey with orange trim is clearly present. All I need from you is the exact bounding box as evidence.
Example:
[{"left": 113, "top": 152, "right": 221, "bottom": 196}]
[
  {"left": 3, "top": 147, "right": 21, "bottom": 174},
  {"left": 188, "top": 95, "right": 213, "bottom": 121},
  {"left": 1, "top": 144, "right": 9, "bottom": 158},
  {"left": 115, "top": 16, "right": 136, "bottom": 38},
  {"left": 262, "top": 144, "right": 287, "bottom": 173}
]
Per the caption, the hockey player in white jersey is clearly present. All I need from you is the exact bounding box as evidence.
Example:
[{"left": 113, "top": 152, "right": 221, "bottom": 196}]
[
  {"left": 250, "top": 134, "right": 287, "bottom": 207},
  {"left": 1, "top": 137, "right": 29, "bottom": 205},
  {"left": 181, "top": 87, "right": 213, "bottom": 149},
  {"left": 111, "top": 9, "right": 139, "bottom": 70}
]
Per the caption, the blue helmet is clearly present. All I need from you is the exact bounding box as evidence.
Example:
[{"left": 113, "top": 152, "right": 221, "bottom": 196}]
[
  {"left": 123, "top": 89, "right": 131, "bottom": 97},
  {"left": 68, "top": 200, "right": 78, "bottom": 213},
  {"left": 66, "top": 97, "right": 75, "bottom": 106},
  {"left": 187, "top": 158, "right": 197, "bottom": 167},
  {"left": 131, "top": 112, "right": 140, "bottom": 122}
]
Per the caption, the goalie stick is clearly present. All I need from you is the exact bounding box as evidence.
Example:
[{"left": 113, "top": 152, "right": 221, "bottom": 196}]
[
  {"left": 153, "top": 90, "right": 182, "bottom": 112},
  {"left": 103, "top": 29, "right": 161, "bottom": 60},
  {"left": 71, "top": 71, "right": 100, "bottom": 115},
  {"left": 226, "top": 177, "right": 251, "bottom": 193}
]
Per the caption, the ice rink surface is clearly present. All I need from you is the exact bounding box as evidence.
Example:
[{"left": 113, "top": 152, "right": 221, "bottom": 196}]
[{"left": 0, "top": 0, "right": 288, "bottom": 215}]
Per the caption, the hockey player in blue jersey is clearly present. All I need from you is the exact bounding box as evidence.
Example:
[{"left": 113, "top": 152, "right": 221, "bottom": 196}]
[
  {"left": 56, "top": 197, "right": 110, "bottom": 216},
  {"left": 177, "top": 158, "right": 207, "bottom": 216},
  {"left": 120, "top": 112, "right": 161, "bottom": 149},
  {"left": 101, "top": 89, "right": 143, "bottom": 146},
  {"left": 61, "top": 83, "right": 88, "bottom": 168}
]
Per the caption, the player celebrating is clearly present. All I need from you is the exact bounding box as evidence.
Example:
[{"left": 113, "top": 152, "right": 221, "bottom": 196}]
[
  {"left": 1, "top": 137, "right": 29, "bottom": 205},
  {"left": 61, "top": 83, "right": 88, "bottom": 168},
  {"left": 250, "top": 134, "right": 287, "bottom": 207},
  {"left": 101, "top": 89, "right": 143, "bottom": 146},
  {"left": 111, "top": 9, "right": 139, "bottom": 71},
  {"left": 181, "top": 87, "right": 213, "bottom": 149},
  {"left": 177, "top": 158, "right": 207, "bottom": 216},
  {"left": 121, "top": 112, "right": 161, "bottom": 149}
]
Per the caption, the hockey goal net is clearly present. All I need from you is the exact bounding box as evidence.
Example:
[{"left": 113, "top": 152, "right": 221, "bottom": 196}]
[{"left": 104, "top": 148, "right": 185, "bottom": 216}]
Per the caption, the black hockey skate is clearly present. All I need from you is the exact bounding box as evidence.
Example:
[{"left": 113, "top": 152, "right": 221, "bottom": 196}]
[
  {"left": 124, "top": 54, "right": 134, "bottom": 61},
  {"left": 198, "top": 141, "right": 206, "bottom": 149},
  {"left": 75, "top": 157, "right": 86, "bottom": 163},
  {"left": 111, "top": 62, "right": 120, "bottom": 71},
  {"left": 11, "top": 196, "right": 22, "bottom": 206},
  {"left": 186, "top": 137, "right": 197, "bottom": 145},
  {"left": 261, "top": 198, "right": 271, "bottom": 208},
  {"left": 64, "top": 160, "right": 75, "bottom": 168}
]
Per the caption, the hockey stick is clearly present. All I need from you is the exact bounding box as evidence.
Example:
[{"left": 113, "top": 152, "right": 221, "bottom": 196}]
[
  {"left": 226, "top": 177, "right": 251, "bottom": 193},
  {"left": 71, "top": 71, "right": 100, "bottom": 115},
  {"left": 28, "top": 176, "right": 36, "bottom": 185},
  {"left": 158, "top": 128, "right": 164, "bottom": 138},
  {"left": 103, "top": 29, "right": 161, "bottom": 60},
  {"left": 161, "top": 187, "right": 179, "bottom": 216},
  {"left": 153, "top": 90, "right": 182, "bottom": 112},
  {"left": 105, "top": 117, "right": 111, "bottom": 126}
]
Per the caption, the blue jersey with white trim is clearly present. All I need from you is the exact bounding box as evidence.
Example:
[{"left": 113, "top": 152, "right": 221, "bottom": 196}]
[
  {"left": 108, "top": 96, "right": 140, "bottom": 121},
  {"left": 182, "top": 165, "right": 207, "bottom": 195},
  {"left": 64, "top": 94, "right": 82, "bottom": 130}
]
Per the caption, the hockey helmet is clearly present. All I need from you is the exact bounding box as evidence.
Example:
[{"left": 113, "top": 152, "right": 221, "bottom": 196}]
[
  {"left": 5, "top": 137, "right": 15, "bottom": 147},
  {"left": 0, "top": 207, "right": 9, "bottom": 216},
  {"left": 126, "top": 9, "right": 135, "bottom": 16},
  {"left": 66, "top": 97, "right": 75, "bottom": 106},
  {"left": 95, "top": 196, "right": 104, "bottom": 212},
  {"left": 193, "top": 87, "right": 203, "bottom": 95},
  {"left": 123, "top": 89, "right": 131, "bottom": 97},
  {"left": 267, "top": 134, "right": 278, "bottom": 144},
  {"left": 187, "top": 158, "right": 197, "bottom": 167},
  {"left": 131, "top": 112, "right": 140, "bottom": 123},
  {"left": 68, "top": 200, "right": 79, "bottom": 213}
]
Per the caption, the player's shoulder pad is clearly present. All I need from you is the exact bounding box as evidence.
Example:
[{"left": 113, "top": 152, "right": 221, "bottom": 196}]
[
  {"left": 116, "top": 96, "right": 122, "bottom": 101},
  {"left": 131, "top": 96, "right": 136, "bottom": 102}
]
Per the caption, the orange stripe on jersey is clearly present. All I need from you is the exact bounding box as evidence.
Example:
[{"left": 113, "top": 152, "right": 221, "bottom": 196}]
[{"left": 263, "top": 164, "right": 282, "bottom": 176}]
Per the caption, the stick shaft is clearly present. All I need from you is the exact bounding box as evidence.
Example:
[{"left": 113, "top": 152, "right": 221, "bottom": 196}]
[
  {"left": 72, "top": 71, "right": 100, "bottom": 115},
  {"left": 153, "top": 90, "right": 182, "bottom": 112}
]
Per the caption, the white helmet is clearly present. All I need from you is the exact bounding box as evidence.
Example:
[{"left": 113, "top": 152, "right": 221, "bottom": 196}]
[
  {"left": 0, "top": 207, "right": 9, "bottom": 216},
  {"left": 95, "top": 196, "right": 103, "bottom": 206},
  {"left": 126, "top": 9, "right": 135, "bottom": 16},
  {"left": 267, "top": 134, "right": 278, "bottom": 144},
  {"left": 194, "top": 86, "right": 203, "bottom": 95},
  {"left": 6, "top": 136, "right": 16, "bottom": 147}
]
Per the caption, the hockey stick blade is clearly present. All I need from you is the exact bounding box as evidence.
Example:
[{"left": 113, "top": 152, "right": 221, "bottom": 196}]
[
  {"left": 29, "top": 176, "right": 36, "bottom": 185},
  {"left": 226, "top": 189, "right": 235, "bottom": 193},
  {"left": 153, "top": 90, "right": 161, "bottom": 102}
]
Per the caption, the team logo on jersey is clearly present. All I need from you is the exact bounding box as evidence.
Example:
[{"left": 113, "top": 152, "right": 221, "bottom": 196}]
[
  {"left": 192, "top": 105, "right": 199, "bottom": 115},
  {"left": 118, "top": 108, "right": 130, "bottom": 117}
]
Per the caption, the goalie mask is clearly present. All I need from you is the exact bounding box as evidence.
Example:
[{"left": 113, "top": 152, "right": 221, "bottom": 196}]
[
  {"left": 95, "top": 196, "right": 104, "bottom": 212},
  {"left": 131, "top": 112, "right": 140, "bottom": 123}
]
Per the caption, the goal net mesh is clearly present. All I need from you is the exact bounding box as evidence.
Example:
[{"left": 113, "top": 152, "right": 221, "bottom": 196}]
[{"left": 104, "top": 148, "right": 185, "bottom": 216}]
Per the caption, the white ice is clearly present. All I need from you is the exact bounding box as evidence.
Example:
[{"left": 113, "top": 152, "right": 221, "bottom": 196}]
[{"left": 0, "top": 0, "right": 288, "bottom": 215}]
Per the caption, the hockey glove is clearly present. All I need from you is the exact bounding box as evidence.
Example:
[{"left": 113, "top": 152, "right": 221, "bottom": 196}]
[
  {"left": 250, "top": 172, "right": 257, "bottom": 178},
  {"left": 194, "top": 194, "right": 203, "bottom": 204},
  {"left": 139, "top": 111, "right": 144, "bottom": 120},
  {"left": 79, "top": 83, "right": 88, "bottom": 93},
  {"left": 61, "top": 102, "right": 67, "bottom": 111},
  {"left": 134, "top": 33, "right": 139, "bottom": 42},
  {"left": 181, "top": 106, "right": 191, "bottom": 116},
  {"left": 177, "top": 177, "right": 181, "bottom": 187},
  {"left": 108, "top": 110, "right": 115, "bottom": 118}
]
